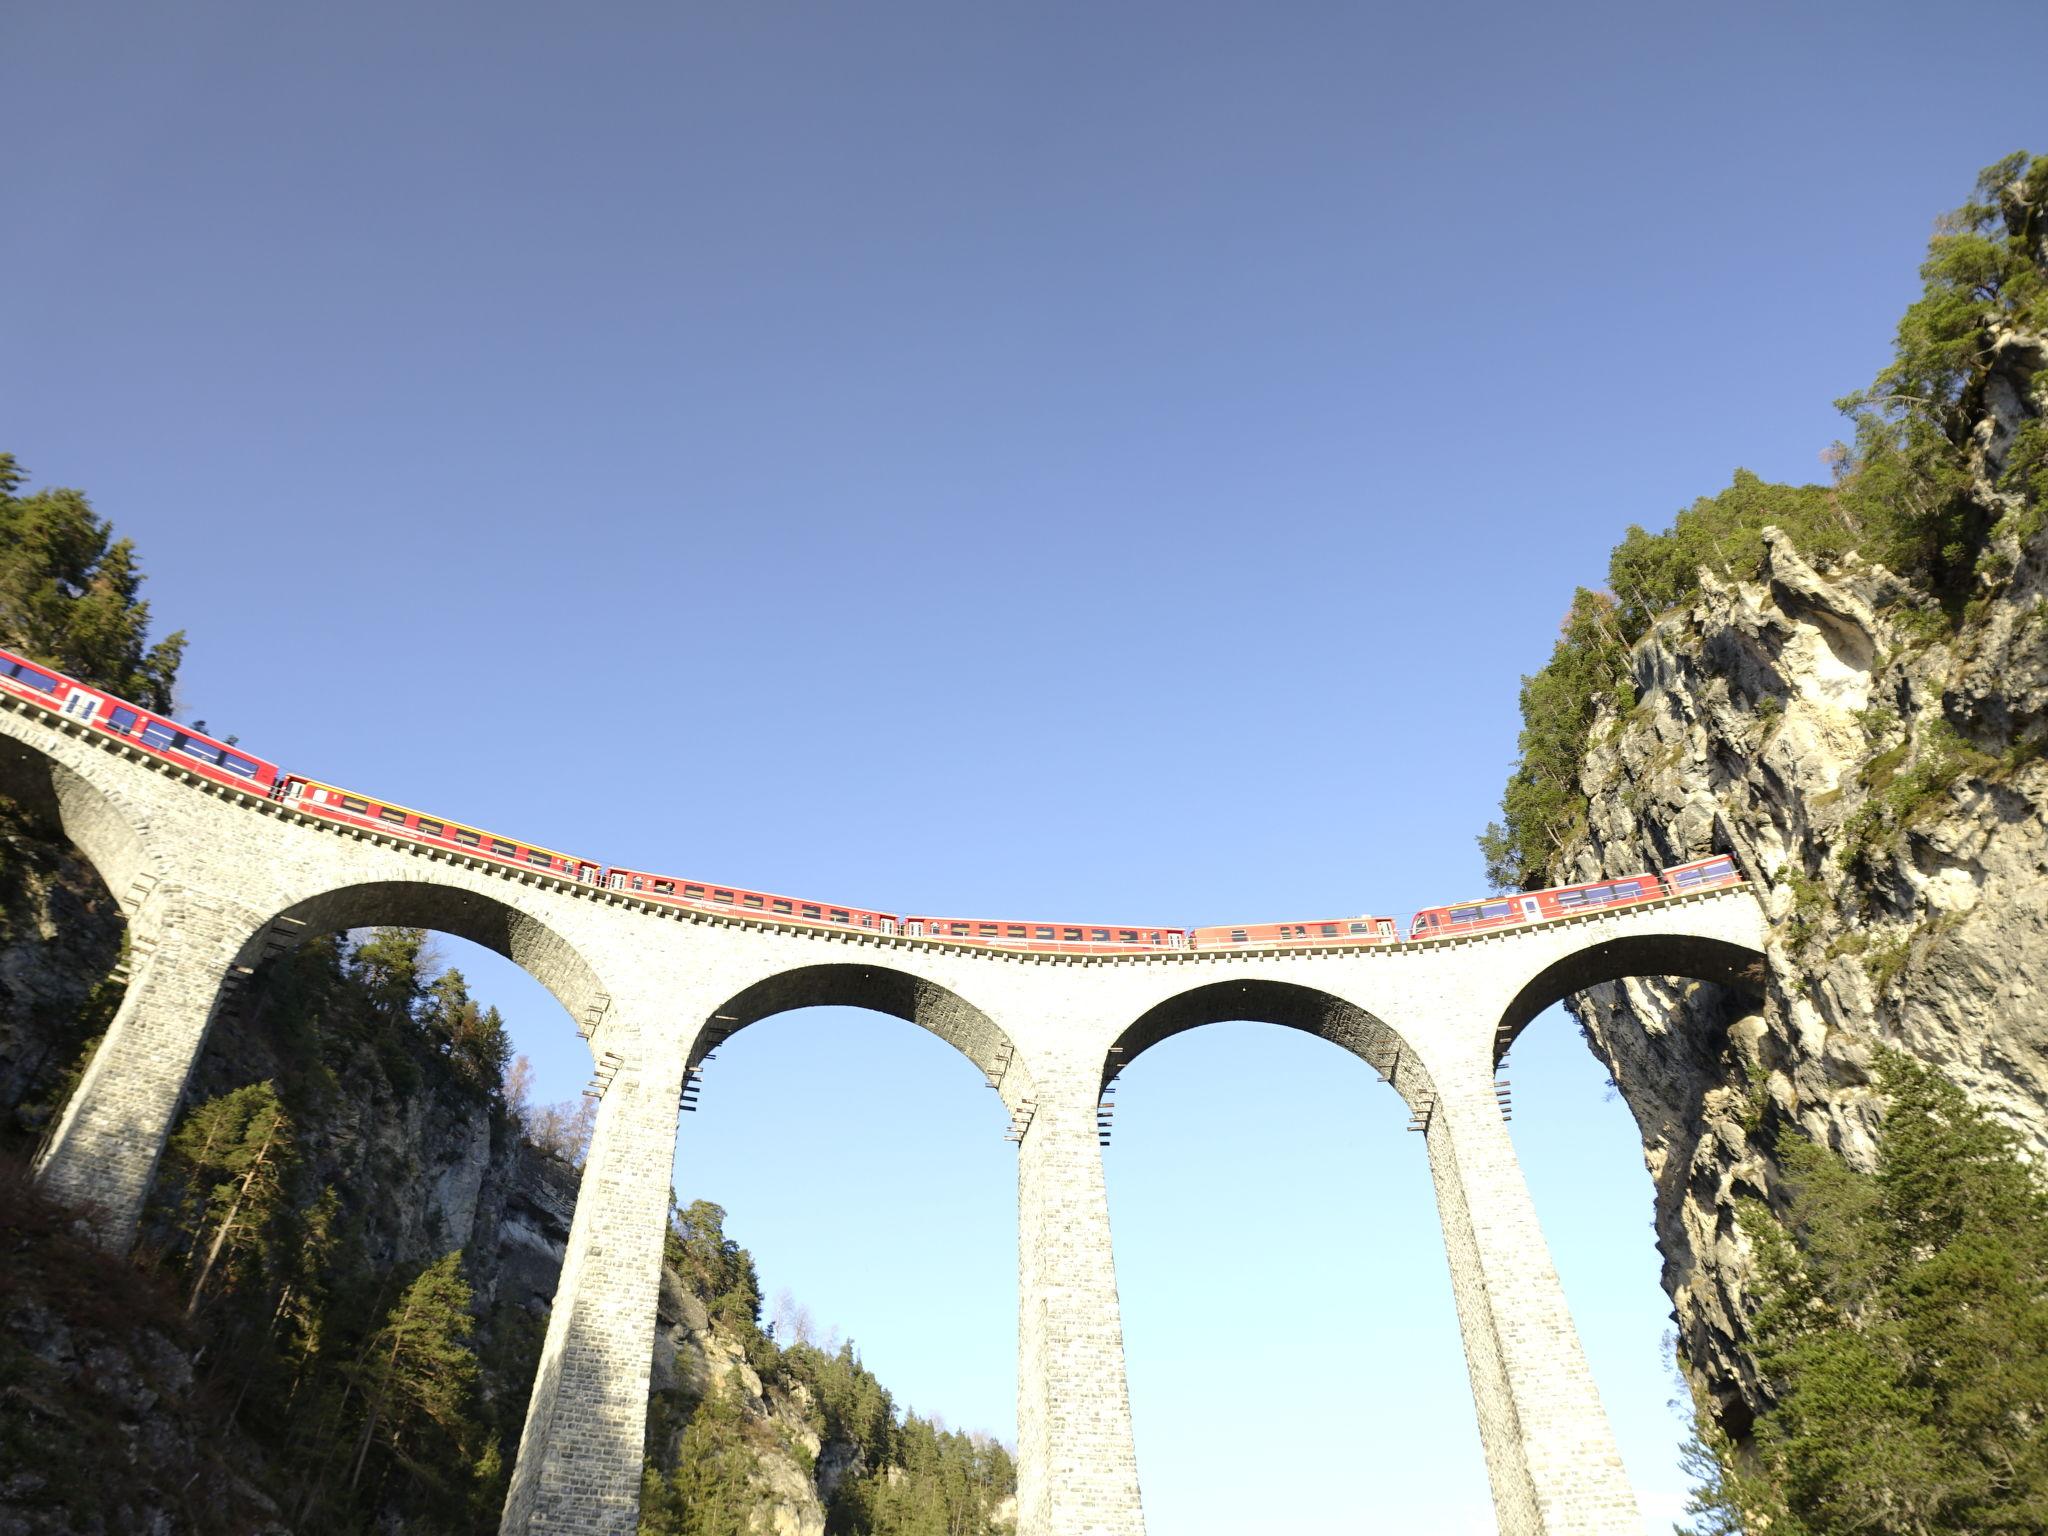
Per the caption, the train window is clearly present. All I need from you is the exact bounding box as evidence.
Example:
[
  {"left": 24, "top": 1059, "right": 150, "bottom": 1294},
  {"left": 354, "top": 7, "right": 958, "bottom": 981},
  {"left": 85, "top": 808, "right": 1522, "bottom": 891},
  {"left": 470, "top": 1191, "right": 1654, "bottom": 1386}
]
[
  {"left": 219, "top": 753, "right": 260, "bottom": 778},
  {"left": 948, "top": 922, "right": 969, "bottom": 936},
  {"left": 1035, "top": 926, "right": 1055, "bottom": 940},
  {"left": 801, "top": 904, "right": 822, "bottom": 919},
  {"left": 1006, "top": 924, "right": 1027, "bottom": 938},
  {"left": 655, "top": 881, "right": 675, "bottom": 895},
  {"left": 772, "top": 899, "right": 793, "bottom": 915},
  {"left": 684, "top": 884, "right": 706, "bottom": 897},
  {"left": 857, "top": 913, "right": 873, "bottom": 926},
  {"left": 1118, "top": 929, "right": 1138, "bottom": 943},
  {"left": 341, "top": 795, "right": 370, "bottom": 814},
  {"left": 1582, "top": 885, "right": 1611, "bottom": 904},
  {"left": 1556, "top": 889, "right": 1585, "bottom": 907},
  {"left": 379, "top": 806, "right": 406, "bottom": 824},
  {"left": 140, "top": 721, "right": 176, "bottom": 749},
  {"left": 830, "top": 909, "right": 851, "bottom": 923},
  {"left": 526, "top": 850, "right": 551, "bottom": 867},
  {"left": 713, "top": 889, "right": 735, "bottom": 903},
  {"left": 418, "top": 819, "right": 444, "bottom": 837},
  {"left": 1230, "top": 929, "right": 1249, "bottom": 943},
  {"left": 1481, "top": 901, "right": 1513, "bottom": 918},
  {"left": 107, "top": 707, "right": 137, "bottom": 733},
  {"left": 1615, "top": 881, "right": 1642, "bottom": 898},
  {"left": 742, "top": 894, "right": 764, "bottom": 909},
  {"left": 455, "top": 828, "right": 481, "bottom": 847},
  {"left": 490, "top": 839, "right": 516, "bottom": 857},
  {"left": 973, "top": 923, "right": 995, "bottom": 937},
  {"left": 1377, "top": 920, "right": 1396, "bottom": 935},
  {"left": 4, "top": 661, "right": 60, "bottom": 693},
  {"left": 1450, "top": 908, "right": 1480, "bottom": 924},
  {"left": 1086, "top": 928, "right": 1106, "bottom": 942},
  {"left": 1349, "top": 921, "right": 1368, "bottom": 933},
  {"left": 1062, "top": 927, "right": 1083, "bottom": 942},
  {"left": 181, "top": 737, "right": 224, "bottom": 765},
  {"left": 1321, "top": 923, "right": 1339, "bottom": 937}
]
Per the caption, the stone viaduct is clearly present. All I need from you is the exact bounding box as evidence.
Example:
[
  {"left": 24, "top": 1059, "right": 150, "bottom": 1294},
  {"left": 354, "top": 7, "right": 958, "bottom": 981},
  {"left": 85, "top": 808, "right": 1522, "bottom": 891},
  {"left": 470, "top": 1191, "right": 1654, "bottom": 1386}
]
[{"left": 0, "top": 687, "right": 1769, "bottom": 1536}]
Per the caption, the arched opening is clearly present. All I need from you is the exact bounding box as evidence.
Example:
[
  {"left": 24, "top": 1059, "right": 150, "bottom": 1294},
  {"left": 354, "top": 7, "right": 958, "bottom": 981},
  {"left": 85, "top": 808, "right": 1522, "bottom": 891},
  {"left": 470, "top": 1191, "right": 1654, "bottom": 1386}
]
[
  {"left": 0, "top": 733, "right": 150, "bottom": 1161},
  {"left": 1101, "top": 982, "right": 1499, "bottom": 1534},
  {"left": 123, "top": 878, "right": 613, "bottom": 1532},
  {"left": 1492, "top": 930, "right": 1769, "bottom": 1526},
  {"left": 639, "top": 964, "right": 1029, "bottom": 1534}
]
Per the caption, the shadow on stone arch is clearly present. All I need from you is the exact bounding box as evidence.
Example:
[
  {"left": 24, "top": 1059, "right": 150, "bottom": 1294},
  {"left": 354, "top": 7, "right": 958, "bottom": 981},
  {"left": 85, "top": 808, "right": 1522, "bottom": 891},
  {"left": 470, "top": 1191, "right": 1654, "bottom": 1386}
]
[
  {"left": 0, "top": 728, "right": 161, "bottom": 911},
  {"left": 1104, "top": 978, "right": 1428, "bottom": 1101},
  {"left": 698, "top": 962, "right": 1034, "bottom": 1107},
  {"left": 244, "top": 878, "right": 611, "bottom": 1031},
  {"left": 1493, "top": 932, "right": 1767, "bottom": 1064}
]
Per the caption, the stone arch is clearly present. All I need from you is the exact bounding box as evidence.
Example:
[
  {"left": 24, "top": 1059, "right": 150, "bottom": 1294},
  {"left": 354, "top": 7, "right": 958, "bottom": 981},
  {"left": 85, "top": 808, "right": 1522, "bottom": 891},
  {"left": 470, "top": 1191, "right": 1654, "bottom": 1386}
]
[
  {"left": 239, "top": 877, "right": 612, "bottom": 1041},
  {"left": 0, "top": 726, "right": 163, "bottom": 912},
  {"left": 1106, "top": 977, "right": 1430, "bottom": 1106},
  {"left": 696, "top": 962, "right": 1035, "bottom": 1109},
  {"left": 1492, "top": 930, "right": 1768, "bottom": 1065}
]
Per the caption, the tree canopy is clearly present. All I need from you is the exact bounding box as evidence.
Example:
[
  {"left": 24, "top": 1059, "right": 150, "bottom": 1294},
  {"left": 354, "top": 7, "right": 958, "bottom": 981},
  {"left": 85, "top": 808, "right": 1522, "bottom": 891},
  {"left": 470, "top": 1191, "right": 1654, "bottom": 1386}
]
[
  {"left": 0, "top": 453, "right": 183, "bottom": 711},
  {"left": 1682, "top": 1053, "right": 2048, "bottom": 1534}
]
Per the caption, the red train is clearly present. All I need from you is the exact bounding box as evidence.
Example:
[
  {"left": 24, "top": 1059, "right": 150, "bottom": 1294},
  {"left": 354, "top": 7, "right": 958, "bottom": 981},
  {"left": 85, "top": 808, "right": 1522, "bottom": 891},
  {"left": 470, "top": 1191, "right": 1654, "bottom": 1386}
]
[
  {"left": 0, "top": 643, "right": 1745, "bottom": 955},
  {"left": 0, "top": 650, "right": 283, "bottom": 795},
  {"left": 1406, "top": 857, "right": 1742, "bottom": 940}
]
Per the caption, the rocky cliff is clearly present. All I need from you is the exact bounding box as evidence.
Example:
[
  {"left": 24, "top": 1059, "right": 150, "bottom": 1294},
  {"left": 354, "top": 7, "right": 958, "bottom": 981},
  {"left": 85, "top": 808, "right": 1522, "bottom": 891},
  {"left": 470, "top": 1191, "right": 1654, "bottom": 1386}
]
[{"left": 1553, "top": 516, "right": 2047, "bottom": 1435}]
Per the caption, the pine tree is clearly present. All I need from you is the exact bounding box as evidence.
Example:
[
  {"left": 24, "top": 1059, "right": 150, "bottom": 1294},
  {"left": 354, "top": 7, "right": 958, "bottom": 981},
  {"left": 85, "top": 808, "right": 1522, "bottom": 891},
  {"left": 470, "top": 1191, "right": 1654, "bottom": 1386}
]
[
  {"left": 160, "top": 1082, "right": 295, "bottom": 1316},
  {"left": 0, "top": 453, "right": 184, "bottom": 709},
  {"left": 347, "top": 1252, "right": 482, "bottom": 1496},
  {"left": 1687, "top": 1051, "right": 2048, "bottom": 1534}
]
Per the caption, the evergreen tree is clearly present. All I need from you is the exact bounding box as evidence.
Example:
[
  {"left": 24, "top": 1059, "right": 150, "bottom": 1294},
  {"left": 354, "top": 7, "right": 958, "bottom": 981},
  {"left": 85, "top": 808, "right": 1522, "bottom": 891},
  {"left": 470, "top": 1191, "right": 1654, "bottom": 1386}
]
[
  {"left": 1685, "top": 1052, "right": 2048, "bottom": 1534},
  {"left": 347, "top": 1252, "right": 483, "bottom": 1499},
  {"left": 158, "top": 1081, "right": 296, "bottom": 1316},
  {"left": 0, "top": 453, "right": 184, "bottom": 709}
]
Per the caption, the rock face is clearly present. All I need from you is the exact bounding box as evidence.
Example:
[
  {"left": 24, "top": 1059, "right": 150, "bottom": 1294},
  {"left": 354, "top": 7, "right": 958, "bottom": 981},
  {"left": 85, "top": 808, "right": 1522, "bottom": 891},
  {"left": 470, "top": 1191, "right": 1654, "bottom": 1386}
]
[
  {"left": 0, "top": 798, "right": 124, "bottom": 1155},
  {"left": 1555, "top": 519, "right": 2048, "bottom": 1435}
]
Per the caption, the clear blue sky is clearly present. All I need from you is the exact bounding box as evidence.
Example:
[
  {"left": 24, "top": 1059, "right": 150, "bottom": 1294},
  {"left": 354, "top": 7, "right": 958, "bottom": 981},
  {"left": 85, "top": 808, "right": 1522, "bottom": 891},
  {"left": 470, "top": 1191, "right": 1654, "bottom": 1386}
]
[{"left": 5, "top": 3, "right": 2042, "bottom": 1529}]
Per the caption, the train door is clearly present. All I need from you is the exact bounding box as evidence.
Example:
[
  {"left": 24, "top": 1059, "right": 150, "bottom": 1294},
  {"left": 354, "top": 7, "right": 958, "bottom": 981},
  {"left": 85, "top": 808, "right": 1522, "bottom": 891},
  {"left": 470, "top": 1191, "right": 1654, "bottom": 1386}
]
[
  {"left": 62, "top": 690, "right": 97, "bottom": 723},
  {"left": 1519, "top": 896, "right": 1542, "bottom": 922}
]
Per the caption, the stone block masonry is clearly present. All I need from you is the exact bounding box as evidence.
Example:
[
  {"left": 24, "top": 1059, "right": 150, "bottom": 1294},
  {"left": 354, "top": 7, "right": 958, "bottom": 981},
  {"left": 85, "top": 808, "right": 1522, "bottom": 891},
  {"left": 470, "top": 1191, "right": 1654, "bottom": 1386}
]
[{"left": 1, "top": 692, "right": 1769, "bottom": 1535}]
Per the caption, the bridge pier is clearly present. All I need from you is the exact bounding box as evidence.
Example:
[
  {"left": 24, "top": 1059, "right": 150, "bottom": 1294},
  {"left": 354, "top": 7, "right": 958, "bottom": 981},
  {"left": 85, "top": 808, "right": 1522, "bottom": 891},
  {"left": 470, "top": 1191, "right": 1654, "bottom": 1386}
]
[
  {"left": 1419, "top": 1064, "right": 1641, "bottom": 1534},
  {"left": 501, "top": 1011, "right": 687, "bottom": 1536},
  {"left": 34, "top": 889, "right": 258, "bottom": 1249},
  {"left": 1015, "top": 1066, "right": 1147, "bottom": 1536}
]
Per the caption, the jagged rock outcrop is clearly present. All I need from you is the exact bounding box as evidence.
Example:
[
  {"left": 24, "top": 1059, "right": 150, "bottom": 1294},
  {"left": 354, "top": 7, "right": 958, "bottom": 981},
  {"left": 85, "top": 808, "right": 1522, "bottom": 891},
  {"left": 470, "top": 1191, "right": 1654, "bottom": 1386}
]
[{"left": 1555, "top": 518, "right": 2048, "bottom": 1435}]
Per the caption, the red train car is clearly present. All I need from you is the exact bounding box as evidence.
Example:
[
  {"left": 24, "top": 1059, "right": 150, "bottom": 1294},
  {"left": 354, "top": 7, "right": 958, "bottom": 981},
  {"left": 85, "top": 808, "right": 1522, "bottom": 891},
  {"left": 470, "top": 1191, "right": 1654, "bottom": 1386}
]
[
  {"left": 903, "top": 916, "right": 1187, "bottom": 954},
  {"left": 283, "top": 778, "right": 600, "bottom": 883},
  {"left": 1409, "top": 855, "right": 1744, "bottom": 940},
  {"left": 1, "top": 645, "right": 282, "bottom": 794},
  {"left": 1188, "top": 916, "right": 1401, "bottom": 950},
  {"left": 1410, "top": 872, "right": 1661, "bottom": 938},
  {"left": 1662, "top": 854, "right": 1742, "bottom": 892},
  {"left": 604, "top": 867, "right": 901, "bottom": 934}
]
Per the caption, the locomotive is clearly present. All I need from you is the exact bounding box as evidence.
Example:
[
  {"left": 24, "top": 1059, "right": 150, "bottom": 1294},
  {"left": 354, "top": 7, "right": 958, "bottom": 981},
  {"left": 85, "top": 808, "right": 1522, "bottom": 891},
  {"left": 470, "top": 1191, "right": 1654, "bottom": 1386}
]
[{"left": 0, "top": 645, "right": 1744, "bottom": 954}]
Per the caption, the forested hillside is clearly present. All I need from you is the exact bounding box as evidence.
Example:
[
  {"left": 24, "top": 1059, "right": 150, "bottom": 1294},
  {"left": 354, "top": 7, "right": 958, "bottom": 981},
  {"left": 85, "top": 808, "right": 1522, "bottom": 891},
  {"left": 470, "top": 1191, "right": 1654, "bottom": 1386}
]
[
  {"left": 1480, "top": 153, "right": 2048, "bottom": 1533},
  {"left": 0, "top": 455, "right": 1014, "bottom": 1535}
]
